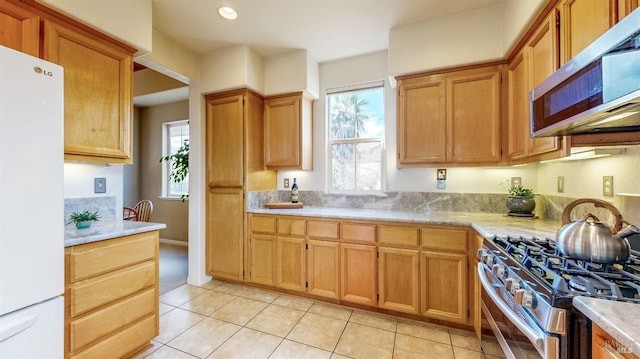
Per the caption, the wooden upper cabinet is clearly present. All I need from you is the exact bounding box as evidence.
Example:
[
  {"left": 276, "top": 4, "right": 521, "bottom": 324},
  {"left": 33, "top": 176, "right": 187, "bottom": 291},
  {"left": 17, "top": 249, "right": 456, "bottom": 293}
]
[
  {"left": 619, "top": 0, "right": 640, "bottom": 20},
  {"left": 43, "top": 20, "right": 134, "bottom": 163},
  {"left": 507, "top": 51, "right": 529, "bottom": 160},
  {"left": 0, "top": 1, "right": 39, "bottom": 57},
  {"left": 206, "top": 93, "right": 245, "bottom": 188},
  {"left": 264, "top": 92, "right": 313, "bottom": 170},
  {"left": 397, "top": 76, "right": 446, "bottom": 164},
  {"left": 447, "top": 66, "right": 502, "bottom": 164},
  {"left": 397, "top": 65, "right": 502, "bottom": 167},
  {"left": 558, "top": 0, "right": 617, "bottom": 64}
]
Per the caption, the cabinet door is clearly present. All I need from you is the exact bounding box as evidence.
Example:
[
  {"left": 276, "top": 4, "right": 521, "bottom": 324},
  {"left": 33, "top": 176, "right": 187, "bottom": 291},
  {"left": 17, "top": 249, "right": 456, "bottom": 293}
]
[
  {"left": 559, "top": 0, "right": 617, "bottom": 64},
  {"left": 592, "top": 323, "right": 638, "bottom": 359},
  {"left": 250, "top": 234, "right": 276, "bottom": 286},
  {"left": 206, "top": 94, "right": 245, "bottom": 188},
  {"left": 421, "top": 251, "right": 468, "bottom": 324},
  {"left": 276, "top": 236, "right": 305, "bottom": 292},
  {"left": 378, "top": 247, "right": 419, "bottom": 314},
  {"left": 447, "top": 67, "right": 501, "bottom": 163},
  {"left": 43, "top": 20, "right": 133, "bottom": 162},
  {"left": 619, "top": 0, "right": 639, "bottom": 20},
  {"left": 507, "top": 50, "right": 530, "bottom": 160},
  {"left": 0, "top": 1, "right": 39, "bottom": 56},
  {"left": 527, "top": 12, "right": 564, "bottom": 157},
  {"left": 340, "top": 243, "right": 377, "bottom": 306},
  {"left": 264, "top": 93, "right": 312, "bottom": 170},
  {"left": 206, "top": 188, "right": 244, "bottom": 281},
  {"left": 397, "top": 76, "right": 446, "bottom": 165},
  {"left": 307, "top": 240, "right": 339, "bottom": 299}
]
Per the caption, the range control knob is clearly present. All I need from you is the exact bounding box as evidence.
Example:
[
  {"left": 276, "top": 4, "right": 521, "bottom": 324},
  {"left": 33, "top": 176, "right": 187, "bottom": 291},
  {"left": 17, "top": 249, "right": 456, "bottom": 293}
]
[
  {"left": 492, "top": 264, "right": 505, "bottom": 278},
  {"left": 477, "top": 248, "right": 487, "bottom": 259},
  {"left": 515, "top": 289, "right": 534, "bottom": 308},
  {"left": 504, "top": 278, "right": 520, "bottom": 293},
  {"left": 483, "top": 254, "right": 495, "bottom": 265}
]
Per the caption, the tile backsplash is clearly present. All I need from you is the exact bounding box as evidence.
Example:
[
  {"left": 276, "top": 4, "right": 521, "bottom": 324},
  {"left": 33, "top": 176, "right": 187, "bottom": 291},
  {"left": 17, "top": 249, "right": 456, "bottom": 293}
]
[
  {"left": 248, "top": 190, "right": 569, "bottom": 220},
  {"left": 64, "top": 196, "right": 116, "bottom": 225}
]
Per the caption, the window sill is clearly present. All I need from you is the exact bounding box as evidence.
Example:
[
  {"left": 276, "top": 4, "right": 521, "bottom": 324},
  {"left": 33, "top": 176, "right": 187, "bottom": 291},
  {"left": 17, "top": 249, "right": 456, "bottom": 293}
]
[{"left": 157, "top": 196, "right": 189, "bottom": 201}]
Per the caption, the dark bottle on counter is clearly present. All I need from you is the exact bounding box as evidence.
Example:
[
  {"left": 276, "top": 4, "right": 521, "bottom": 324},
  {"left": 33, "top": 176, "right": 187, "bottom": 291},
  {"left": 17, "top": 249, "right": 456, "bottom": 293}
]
[{"left": 291, "top": 178, "right": 299, "bottom": 203}]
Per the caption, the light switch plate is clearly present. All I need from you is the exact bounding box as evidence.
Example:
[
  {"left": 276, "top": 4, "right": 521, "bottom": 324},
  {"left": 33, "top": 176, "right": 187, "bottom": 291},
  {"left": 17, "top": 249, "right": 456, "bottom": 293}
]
[
  {"left": 94, "top": 177, "right": 106, "bottom": 193},
  {"left": 511, "top": 177, "right": 522, "bottom": 187},
  {"left": 557, "top": 176, "right": 564, "bottom": 193}
]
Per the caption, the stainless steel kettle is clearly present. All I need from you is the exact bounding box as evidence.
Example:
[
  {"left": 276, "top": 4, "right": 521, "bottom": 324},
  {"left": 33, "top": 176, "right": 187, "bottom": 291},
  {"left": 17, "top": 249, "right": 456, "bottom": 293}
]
[{"left": 556, "top": 198, "right": 639, "bottom": 263}]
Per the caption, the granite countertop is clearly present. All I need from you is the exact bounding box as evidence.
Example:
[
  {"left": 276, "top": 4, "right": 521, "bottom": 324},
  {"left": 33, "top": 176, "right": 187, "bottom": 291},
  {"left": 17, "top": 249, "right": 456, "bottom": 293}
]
[
  {"left": 573, "top": 296, "right": 640, "bottom": 357},
  {"left": 65, "top": 220, "right": 167, "bottom": 247},
  {"left": 248, "top": 207, "right": 563, "bottom": 239}
]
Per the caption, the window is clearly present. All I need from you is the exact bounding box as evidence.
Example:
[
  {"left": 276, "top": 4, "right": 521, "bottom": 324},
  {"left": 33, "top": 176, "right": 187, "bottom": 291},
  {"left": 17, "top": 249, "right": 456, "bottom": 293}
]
[
  {"left": 327, "top": 82, "right": 385, "bottom": 193},
  {"left": 162, "top": 120, "right": 189, "bottom": 198}
]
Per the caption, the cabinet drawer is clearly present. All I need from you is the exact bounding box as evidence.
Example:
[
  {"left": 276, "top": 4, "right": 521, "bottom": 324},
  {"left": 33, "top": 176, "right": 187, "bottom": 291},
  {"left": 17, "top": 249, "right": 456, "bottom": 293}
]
[
  {"left": 70, "top": 261, "right": 155, "bottom": 317},
  {"left": 68, "top": 232, "right": 157, "bottom": 282},
  {"left": 278, "top": 218, "right": 306, "bottom": 237},
  {"left": 378, "top": 225, "right": 419, "bottom": 247},
  {"left": 342, "top": 222, "right": 376, "bottom": 243},
  {"left": 308, "top": 220, "right": 339, "bottom": 240},
  {"left": 71, "top": 314, "right": 157, "bottom": 359},
  {"left": 251, "top": 216, "right": 276, "bottom": 234},
  {"left": 421, "top": 228, "right": 467, "bottom": 252},
  {"left": 70, "top": 288, "right": 155, "bottom": 351}
]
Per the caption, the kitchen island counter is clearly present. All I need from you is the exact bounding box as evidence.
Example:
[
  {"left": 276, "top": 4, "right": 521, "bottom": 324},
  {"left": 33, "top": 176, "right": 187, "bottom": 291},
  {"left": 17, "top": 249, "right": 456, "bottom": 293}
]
[
  {"left": 65, "top": 220, "right": 166, "bottom": 247},
  {"left": 248, "top": 207, "right": 562, "bottom": 239},
  {"left": 573, "top": 296, "right": 640, "bottom": 357}
]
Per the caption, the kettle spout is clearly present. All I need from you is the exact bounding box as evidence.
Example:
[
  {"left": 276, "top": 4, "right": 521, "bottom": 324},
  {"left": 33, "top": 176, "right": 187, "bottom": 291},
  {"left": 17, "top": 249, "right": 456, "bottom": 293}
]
[{"left": 616, "top": 224, "right": 640, "bottom": 238}]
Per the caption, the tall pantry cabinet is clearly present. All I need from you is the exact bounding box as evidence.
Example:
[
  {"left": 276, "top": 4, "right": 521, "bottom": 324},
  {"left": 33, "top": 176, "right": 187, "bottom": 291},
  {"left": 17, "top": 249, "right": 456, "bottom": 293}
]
[{"left": 205, "top": 89, "right": 276, "bottom": 281}]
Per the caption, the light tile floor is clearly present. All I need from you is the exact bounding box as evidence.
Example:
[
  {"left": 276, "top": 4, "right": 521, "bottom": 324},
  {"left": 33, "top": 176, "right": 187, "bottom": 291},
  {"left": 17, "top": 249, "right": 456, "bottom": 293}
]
[{"left": 136, "top": 280, "right": 505, "bottom": 359}]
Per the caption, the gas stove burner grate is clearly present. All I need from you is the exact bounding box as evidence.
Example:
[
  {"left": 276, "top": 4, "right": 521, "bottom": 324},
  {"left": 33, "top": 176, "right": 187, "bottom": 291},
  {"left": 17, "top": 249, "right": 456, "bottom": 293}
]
[{"left": 568, "top": 276, "right": 611, "bottom": 294}]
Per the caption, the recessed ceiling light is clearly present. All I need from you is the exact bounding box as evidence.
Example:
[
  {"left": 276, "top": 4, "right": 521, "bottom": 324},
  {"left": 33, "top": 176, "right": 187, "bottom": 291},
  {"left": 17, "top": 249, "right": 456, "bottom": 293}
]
[{"left": 218, "top": 6, "right": 238, "bottom": 20}]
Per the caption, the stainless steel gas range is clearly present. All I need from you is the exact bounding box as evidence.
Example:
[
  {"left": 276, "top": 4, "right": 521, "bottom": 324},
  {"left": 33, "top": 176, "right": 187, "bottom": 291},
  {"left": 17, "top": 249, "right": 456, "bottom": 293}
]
[{"left": 477, "top": 235, "right": 640, "bottom": 359}]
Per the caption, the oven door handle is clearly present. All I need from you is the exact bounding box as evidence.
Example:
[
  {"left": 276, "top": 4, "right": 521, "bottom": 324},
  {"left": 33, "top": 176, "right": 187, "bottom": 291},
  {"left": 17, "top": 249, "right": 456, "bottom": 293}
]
[{"left": 477, "top": 262, "right": 545, "bottom": 351}]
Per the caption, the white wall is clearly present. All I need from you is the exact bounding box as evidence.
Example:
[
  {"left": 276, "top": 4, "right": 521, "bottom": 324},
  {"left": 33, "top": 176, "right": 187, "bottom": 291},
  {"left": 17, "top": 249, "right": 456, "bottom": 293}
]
[
  {"left": 264, "top": 50, "right": 319, "bottom": 98},
  {"left": 39, "top": 0, "right": 152, "bottom": 55},
  {"left": 502, "top": 0, "right": 546, "bottom": 56},
  {"left": 388, "top": 3, "right": 504, "bottom": 77},
  {"left": 199, "top": 45, "right": 265, "bottom": 94},
  {"left": 64, "top": 162, "right": 124, "bottom": 218}
]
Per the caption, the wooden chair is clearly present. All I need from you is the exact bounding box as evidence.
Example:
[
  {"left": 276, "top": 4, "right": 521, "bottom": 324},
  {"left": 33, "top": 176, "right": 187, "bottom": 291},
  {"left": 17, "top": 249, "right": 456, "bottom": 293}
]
[
  {"left": 134, "top": 200, "right": 153, "bottom": 222},
  {"left": 123, "top": 206, "right": 138, "bottom": 221}
]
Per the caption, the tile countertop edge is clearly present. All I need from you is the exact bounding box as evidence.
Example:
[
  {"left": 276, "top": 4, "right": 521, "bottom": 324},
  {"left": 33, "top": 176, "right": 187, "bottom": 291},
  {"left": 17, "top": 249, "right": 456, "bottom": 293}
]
[
  {"left": 573, "top": 296, "right": 640, "bottom": 356},
  {"left": 65, "top": 220, "right": 167, "bottom": 247},
  {"left": 248, "top": 207, "right": 562, "bottom": 239}
]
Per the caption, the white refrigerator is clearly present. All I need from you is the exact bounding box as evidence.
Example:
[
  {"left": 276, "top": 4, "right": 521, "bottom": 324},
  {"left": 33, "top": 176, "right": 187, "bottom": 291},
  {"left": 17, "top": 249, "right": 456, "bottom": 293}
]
[{"left": 0, "top": 45, "right": 64, "bottom": 358}]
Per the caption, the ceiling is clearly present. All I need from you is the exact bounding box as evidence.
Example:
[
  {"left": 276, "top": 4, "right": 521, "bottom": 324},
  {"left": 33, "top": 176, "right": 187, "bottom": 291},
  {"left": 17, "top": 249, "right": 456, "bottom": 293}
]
[
  {"left": 136, "top": 0, "right": 503, "bottom": 107},
  {"left": 151, "top": 0, "right": 503, "bottom": 63}
]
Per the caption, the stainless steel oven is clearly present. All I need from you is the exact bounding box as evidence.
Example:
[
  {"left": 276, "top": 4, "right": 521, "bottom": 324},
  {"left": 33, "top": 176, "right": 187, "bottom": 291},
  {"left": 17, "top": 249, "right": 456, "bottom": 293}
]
[{"left": 478, "top": 262, "right": 560, "bottom": 359}]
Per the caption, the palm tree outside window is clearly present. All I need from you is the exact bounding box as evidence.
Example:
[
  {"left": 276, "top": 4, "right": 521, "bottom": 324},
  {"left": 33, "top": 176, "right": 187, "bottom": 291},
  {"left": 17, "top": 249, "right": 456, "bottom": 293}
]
[{"left": 327, "top": 81, "right": 385, "bottom": 193}]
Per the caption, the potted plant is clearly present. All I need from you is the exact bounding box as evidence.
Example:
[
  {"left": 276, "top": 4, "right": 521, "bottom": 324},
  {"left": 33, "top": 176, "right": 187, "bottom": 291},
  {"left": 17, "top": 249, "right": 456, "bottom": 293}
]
[
  {"left": 67, "top": 210, "right": 101, "bottom": 229},
  {"left": 506, "top": 185, "right": 536, "bottom": 216}
]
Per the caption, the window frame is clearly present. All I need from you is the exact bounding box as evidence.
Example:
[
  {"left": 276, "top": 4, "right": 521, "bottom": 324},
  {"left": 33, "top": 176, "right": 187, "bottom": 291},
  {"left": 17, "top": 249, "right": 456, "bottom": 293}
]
[
  {"left": 326, "top": 81, "right": 386, "bottom": 195},
  {"left": 161, "top": 119, "right": 189, "bottom": 199}
]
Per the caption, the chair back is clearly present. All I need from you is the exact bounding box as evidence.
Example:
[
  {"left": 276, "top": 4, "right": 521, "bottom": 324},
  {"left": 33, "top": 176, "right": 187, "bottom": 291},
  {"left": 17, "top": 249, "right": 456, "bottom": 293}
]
[
  {"left": 123, "top": 206, "right": 138, "bottom": 221},
  {"left": 134, "top": 200, "right": 153, "bottom": 222}
]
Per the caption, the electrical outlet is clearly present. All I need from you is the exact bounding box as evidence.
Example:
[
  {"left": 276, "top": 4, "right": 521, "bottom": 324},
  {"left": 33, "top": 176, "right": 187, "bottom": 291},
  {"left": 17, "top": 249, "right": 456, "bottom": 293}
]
[
  {"left": 511, "top": 177, "right": 522, "bottom": 187},
  {"left": 557, "top": 176, "right": 564, "bottom": 193},
  {"left": 437, "top": 180, "right": 446, "bottom": 189},
  {"left": 284, "top": 178, "right": 290, "bottom": 188},
  {"left": 603, "top": 176, "right": 614, "bottom": 197},
  {"left": 94, "top": 177, "right": 106, "bottom": 193}
]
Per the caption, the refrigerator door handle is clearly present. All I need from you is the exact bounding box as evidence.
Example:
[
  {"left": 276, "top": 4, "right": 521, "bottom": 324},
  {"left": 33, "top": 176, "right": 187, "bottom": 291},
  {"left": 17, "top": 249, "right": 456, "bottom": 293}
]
[{"left": 0, "top": 313, "right": 38, "bottom": 342}]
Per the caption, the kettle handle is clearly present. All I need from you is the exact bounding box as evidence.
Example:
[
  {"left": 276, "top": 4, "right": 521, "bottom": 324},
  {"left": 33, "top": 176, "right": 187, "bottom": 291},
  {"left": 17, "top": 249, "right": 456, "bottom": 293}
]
[{"left": 561, "top": 198, "right": 624, "bottom": 233}]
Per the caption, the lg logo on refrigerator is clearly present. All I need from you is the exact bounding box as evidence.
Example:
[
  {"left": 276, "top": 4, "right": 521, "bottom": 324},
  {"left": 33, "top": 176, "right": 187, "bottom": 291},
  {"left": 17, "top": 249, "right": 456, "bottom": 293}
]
[{"left": 33, "top": 66, "right": 53, "bottom": 77}]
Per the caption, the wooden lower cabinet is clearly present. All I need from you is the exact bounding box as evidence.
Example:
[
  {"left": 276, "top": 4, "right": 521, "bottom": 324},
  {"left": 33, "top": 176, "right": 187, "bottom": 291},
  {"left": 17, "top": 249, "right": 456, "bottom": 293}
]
[
  {"left": 307, "top": 239, "right": 340, "bottom": 299},
  {"left": 249, "top": 234, "right": 276, "bottom": 286},
  {"left": 421, "top": 251, "right": 468, "bottom": 324},
  {"left": 276, "top": 236, "right": 306, "bottom": 292},
  {"left": 340, "top": 243, "right": 377, "bottom": 306},
  {"left": 378, "top": 247, "right": 419, "bottom": 314},
  {"left": 64, "top": 231, "right": 159, "bottom": 359},
  {"left": 206, "top": 188, "right": 244, "bottom": 281},
  {"left": 593, "top": 323, "right": 639, "bottom": 359}
]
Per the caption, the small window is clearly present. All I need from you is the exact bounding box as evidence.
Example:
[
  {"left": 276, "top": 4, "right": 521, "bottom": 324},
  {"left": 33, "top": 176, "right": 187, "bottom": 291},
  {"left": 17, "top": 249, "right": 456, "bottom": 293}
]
[
  {"left": 162, "top": 120, "right": 189, "bottom": 198},
  {"left": 327, "top": 82, "right": 385, "bottom": 193}
]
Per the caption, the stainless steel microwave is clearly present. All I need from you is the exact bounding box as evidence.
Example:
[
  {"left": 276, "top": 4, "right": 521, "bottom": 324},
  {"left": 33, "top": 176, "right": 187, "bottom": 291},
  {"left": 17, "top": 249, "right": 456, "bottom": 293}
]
[{"left": 531, "top": 8, "right": 640, "bottom": 137}]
